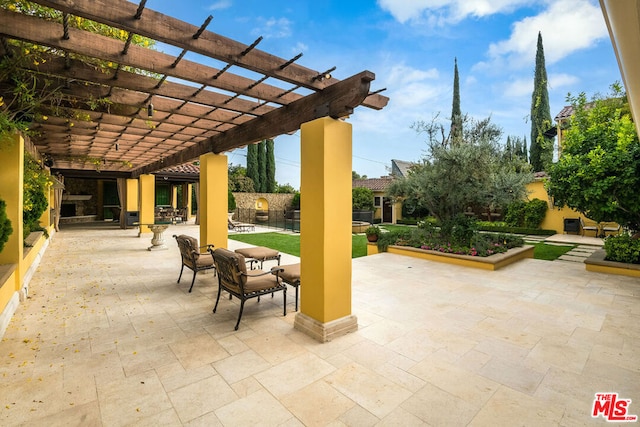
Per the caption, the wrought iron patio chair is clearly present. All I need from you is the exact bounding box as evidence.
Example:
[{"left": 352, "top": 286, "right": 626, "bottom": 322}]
[
  {"left": 210, "top": 248, "right": 286, "bottom": 330},
  {"left": 173, "top": 234, "right": 215, "bottom": 293}
]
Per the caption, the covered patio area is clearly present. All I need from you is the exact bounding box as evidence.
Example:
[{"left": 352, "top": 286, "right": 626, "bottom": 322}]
[{"left": 1, "top": 223, "right": 638, "bottom": 425}]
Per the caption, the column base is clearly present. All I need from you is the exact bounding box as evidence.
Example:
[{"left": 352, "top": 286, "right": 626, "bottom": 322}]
[{"left": 294, "top": 312, "right": 358, "bottom": 343}]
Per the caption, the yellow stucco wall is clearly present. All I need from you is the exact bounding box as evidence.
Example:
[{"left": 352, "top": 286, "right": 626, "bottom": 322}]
[
  {"left": 527, "top": 180, "right": 588, "bottom": 233},
  {"left": 300, "top": 117, "right": 352, "bottom": 323}
]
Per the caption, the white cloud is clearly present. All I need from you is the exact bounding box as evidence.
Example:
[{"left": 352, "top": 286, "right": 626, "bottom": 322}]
[
  {"left": 548, "top": 73, "right": 579, "bottom": 90},
  {"left": 292, "top": 42, "right": 308, "bottom": 54},
  {"left": 251, "top": 17, "right": 293, "bottom": 39},
  {"left": 503, "top": 78, "right": 534, "bottom": 98},
  {"left": 387, "top": 64, "right": 439, "bottom": 85},
  {"left": 500, "top": 73, "right": 578, "bottom": 98},
  {"left": 487, "top": 0, "right": 608, "bottom": 67},
  {"left": 381, "top": 64, "right": 444, "bottom": 110},
  {"left": 208, "top": 1, "right": 232, "bottom": 11},
  {"left": 377, "top": 0, "right": 531, "bottom": 24}
]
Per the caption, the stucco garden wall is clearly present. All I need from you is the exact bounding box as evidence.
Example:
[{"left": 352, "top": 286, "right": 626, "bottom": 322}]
[{"left": 232, "top": 193, "right": 294, "bottom": 211}]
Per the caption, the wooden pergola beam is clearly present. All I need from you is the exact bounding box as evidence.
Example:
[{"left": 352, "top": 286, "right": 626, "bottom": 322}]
[
  {"left": 30, "top": 0, "right": 388, "bottom": 110},
  {"left": 0, "top": 9, "right": 301, "bottom": 106},
  {"left": 133, "top": 71, "right": 375, "bottom": 177}
]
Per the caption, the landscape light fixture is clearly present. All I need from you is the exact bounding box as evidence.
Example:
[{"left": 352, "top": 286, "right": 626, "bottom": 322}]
[{"left": 314, "top": 66, "right": 336, "bottom": 82}]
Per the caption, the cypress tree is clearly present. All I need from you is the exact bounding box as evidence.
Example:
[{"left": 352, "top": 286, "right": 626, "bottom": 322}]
[
  {"left": 505, "top": 136, "right": 512, "bottom": 161},
  {"left": 265, "top": 138, "right": 276, "bottom": 193},
  {"left": 246, "top": 143, "right": 259, "bottom": 190},
  {"left": 529, "top": 32, "right": 553, "bottom": 171},
  {"left": 257, "top": 140, "right": 267, "bottom": 193},
  {"left": 523, "top": 136, "right": 529, "bottom": 163},
  {"left": 450, "top": 57, "right": 462, "bottom": 145}
]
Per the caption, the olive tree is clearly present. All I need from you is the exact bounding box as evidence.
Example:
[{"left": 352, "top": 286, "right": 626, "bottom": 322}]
[{"left": 390, "top": 117, "right": 531, "bottom": 222}]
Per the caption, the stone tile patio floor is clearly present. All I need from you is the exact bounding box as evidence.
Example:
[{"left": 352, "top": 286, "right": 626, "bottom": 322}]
[{"left": 1, "top": 223, "right": 639, "bottom": 426}]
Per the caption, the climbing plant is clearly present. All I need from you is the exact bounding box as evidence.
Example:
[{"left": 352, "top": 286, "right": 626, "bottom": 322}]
[
  {"left": 23, "top": 152, "right": 51, "bottom": 238},
  {"left": 0, "top": 198, "right": 12, "bottom": 253}
]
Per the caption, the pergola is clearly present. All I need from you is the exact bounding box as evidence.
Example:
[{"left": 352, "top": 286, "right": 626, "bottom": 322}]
[
  {"left": 0, "top": 0, "right": 390, "bottom": 342},
  {"left": 0, "top": 0, "right": 388, "bottom": 178}
]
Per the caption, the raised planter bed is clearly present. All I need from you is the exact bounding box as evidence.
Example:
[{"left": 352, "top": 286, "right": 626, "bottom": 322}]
[
  {"left": 584, "top": 249, "right": 640, "bottom": 278},
  {"left": 367, "top": 243, "right": 534, "bottom": 270},
  {"left": 352, "top": 221, "right": 371, "bottom": 233}
]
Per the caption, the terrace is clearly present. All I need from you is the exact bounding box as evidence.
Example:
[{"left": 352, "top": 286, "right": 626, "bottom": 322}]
[
  {"left": 1, "top": 222, "right": 638, "bottom": 425},
  {"left": 1, "top": 1, "right": 640, "bottom": 425}
]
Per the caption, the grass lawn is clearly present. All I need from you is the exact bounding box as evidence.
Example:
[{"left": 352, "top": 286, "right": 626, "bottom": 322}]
[
  {"left": 532, "top": 242, "right": 576, "bottom": 260},
  {"left": 230, "top": 231, "right": 575, "bottom": 261},
  {"left": 230, "top": 232, "right": 369, "bottom": 258}
]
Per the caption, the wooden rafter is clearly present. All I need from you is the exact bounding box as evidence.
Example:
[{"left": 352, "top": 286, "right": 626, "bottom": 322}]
[{"left": 0, "top": 0, "right": 388, "bottom": 176}]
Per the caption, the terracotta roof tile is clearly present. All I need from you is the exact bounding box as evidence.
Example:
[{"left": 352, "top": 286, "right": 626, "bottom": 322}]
[
  {"left": 352, "top": 177, "right": 394, "bottom": 191},
  {"left": 155, "top": 162, "right": 200, "bottom": 176},
  {"left": 555, "top": 105, "right": 574, "bottom": 121}
]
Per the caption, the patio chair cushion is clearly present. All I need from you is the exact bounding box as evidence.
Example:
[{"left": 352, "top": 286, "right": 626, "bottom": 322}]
[
  {"left": 278, "top": 263, "right": 300, "bottom": 285},
  {"left": 195, "top": 252, "right": 214, "bottom": 267},
  {"left": 173, "top": 234, "right": 215, "bottom": 293},
  {"left": 180, "top": 235, "right": 201, "bottom": 259},
  {"left": 235, "top": 246, "right": 279, "bottom": 261},
  {"left": 245, "top": 274, "right": 282, "bottom": 293},
  {"left": 211, "top": 247, "right": 287, "bottom": 330}
]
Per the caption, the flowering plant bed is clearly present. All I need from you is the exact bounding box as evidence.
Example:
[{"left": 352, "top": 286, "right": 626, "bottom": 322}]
[
  {"left": 370, "top": 220, "right": 533, "bottom": 270},
  {"left": 367, "top": 243, "right": 534, "bottom": 270}
]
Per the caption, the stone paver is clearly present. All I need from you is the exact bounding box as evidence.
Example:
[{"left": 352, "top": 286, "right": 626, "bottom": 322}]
[{"left": 1, "top": 223, "right": 639, "bottom": 426}]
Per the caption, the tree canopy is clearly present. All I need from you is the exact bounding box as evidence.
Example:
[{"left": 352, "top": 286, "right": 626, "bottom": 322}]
[
  {"left": 265, "top": 139, "right": 276, "bottom": 193},
  {"left": 546, "top": 83, "right": 640, "bottom": 231},
  {"left": 450, "top": 58, "right": 463, "bottom": 145},
  {"left": 228, "top": 163, "right": 255, "bottom": 192},
  {"left": 391, "top": 116, "right": 531, "bottom": 222},
  {"left": 352, "top": 187, "right": 375, "bottom": 211},
  {"left": 529, "top": 32, "right": 553, "bottom": 172},
  {"left": 246, "top": 144, "right": 259, "bottom": 190},
  {"left": 257, "top": 140, "right": 267, "bottom": 192}
]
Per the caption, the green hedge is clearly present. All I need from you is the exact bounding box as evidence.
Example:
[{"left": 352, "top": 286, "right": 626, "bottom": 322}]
[
  {"left": 478, "top": 224, "right": 556, "bottom": 235},
  {"left": 604, "top": 234, "right": 640, "bottom": 264}
]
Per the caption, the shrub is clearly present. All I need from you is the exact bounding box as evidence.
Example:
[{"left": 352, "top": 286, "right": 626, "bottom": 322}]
[
  {"left": 0, "top": 199, "right": 13, "bottom": 253},
  {"left": 375, "top": 222, "right": 524, "bottom": 257},
  {"left": 524, "top": 198, "right": 548, "bottom": 228},
  {"left": 352, "top": 187, "right": 374, "bottom": 211},
  {"left": 228, "top": 190, "right": 236, "bottom": 212},
  {"left": 504, "top": 200, "right": 526, "bottom": 227},
  {"left": 504, "top": 198, "right": 547, "bottom": 229},
  {"left": 291, "top": 192, "right": 300, "bottom": 210},
  {"left": 440, "top": 214, "right": 477, "bottom": 246},
  {"left": 365, "top": 225, "right": 380, "bottom": 237},
  {"left": 604, "top": 234, "right": 640, "bottom": 264}
]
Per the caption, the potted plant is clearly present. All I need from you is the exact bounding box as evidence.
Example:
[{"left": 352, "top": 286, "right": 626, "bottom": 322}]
[{"left": 365, "top": 225, "right": 380, "bottom": 242}]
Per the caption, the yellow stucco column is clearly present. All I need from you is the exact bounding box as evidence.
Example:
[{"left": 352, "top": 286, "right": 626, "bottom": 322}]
[
  {"left": 199, "top": 153, "right": 228, "bottom": 249},
  {"left": 294, "top": 117, "right": 357, "bottom": 342},
  {"left": 171, "top": 185, "right": 178, "bottom": 209},
  {"left": 184, "top": 183, "right": 193, "bottom": 221},
  {"left": 0, "top": 133, "right": 24, "bottom": 270},
  {"left": 138, "top": 174, "right": 155, "bottom": 235},
  {"left": 126, "top": 179, "right": 138, "bottom": 212}
]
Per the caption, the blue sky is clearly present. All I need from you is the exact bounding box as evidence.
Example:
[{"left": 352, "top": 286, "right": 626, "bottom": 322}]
[{"left": 150, "top": 0, "right": 621, "bottom": 189}]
